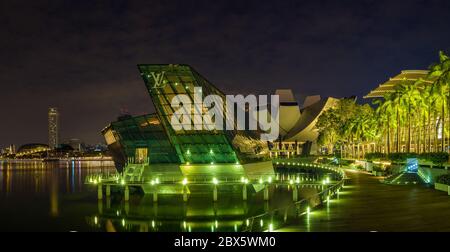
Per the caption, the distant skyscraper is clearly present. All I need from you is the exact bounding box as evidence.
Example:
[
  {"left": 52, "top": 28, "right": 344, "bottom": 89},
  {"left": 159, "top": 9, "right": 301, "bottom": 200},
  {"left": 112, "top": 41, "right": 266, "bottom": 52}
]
[
  {"left": 48, "top": 108, "right": 59, "bottom": 149},
  {"left": 9, "top": 144, "right": 16, "bottom": 154}
]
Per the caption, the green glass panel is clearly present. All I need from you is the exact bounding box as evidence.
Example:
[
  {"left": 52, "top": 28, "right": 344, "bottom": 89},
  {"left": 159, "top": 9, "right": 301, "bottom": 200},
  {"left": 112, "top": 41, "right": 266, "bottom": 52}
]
[{"left": 133, "top": 64, "right": 270, "bottom": 165}]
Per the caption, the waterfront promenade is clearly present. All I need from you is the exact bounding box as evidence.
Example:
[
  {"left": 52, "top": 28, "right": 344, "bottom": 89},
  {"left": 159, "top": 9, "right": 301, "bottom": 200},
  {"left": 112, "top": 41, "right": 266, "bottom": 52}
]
[{"left": 280, "top": 169, "right": 450, "bottom": 232}]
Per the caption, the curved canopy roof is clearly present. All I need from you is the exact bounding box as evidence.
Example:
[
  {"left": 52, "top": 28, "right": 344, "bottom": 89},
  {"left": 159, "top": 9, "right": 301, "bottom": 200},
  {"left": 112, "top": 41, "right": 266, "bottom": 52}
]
[
  {"left": 364, "top": 70, "right": 434, "bottom": 99},
  {"left": 17, "top": 143, "right": 49, "bottom": 154}
]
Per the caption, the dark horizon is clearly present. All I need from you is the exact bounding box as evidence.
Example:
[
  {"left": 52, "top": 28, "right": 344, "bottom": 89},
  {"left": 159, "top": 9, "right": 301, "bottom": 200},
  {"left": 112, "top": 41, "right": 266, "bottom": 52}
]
[{"left": 1, "top": 0, "right": 450, "bottom": 147}]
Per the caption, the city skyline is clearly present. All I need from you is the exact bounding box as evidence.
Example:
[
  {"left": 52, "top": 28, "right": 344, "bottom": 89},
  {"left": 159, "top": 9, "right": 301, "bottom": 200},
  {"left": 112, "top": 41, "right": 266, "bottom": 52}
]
[
  {"left": 0, "top": 106, "right": 108, "bottom": 148},
  {"left": 1, "top": 0, "right": 450, "bottom": 146},
  {"left": 2, "top": 0, "right": 450, "bottom": 237}
]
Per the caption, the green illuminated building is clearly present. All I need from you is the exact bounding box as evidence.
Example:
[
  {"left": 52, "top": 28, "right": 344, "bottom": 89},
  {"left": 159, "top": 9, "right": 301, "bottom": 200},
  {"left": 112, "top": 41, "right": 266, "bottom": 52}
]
[{"left": 102, "top": 64, "right": 274, "bottom": 193}]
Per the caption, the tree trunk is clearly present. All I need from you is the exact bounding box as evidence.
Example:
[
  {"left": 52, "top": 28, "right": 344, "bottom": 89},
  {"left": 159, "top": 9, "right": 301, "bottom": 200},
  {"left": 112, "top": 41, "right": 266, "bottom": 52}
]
[
  {"left": 386, "top": 127, "right": 390, "bottom": 154},
  {"left": 428, "top": 107, "right": 432, "bottom": 152},
  {"left": 357, "top": 143, "right": 360, "bottom": 159},
  {"left": 397, "top": 108, "right": 400, "bottom": 152},
  {"left": 408, "top": 105, "right": 411, "bottom": 152},
  {"left": 435, "top": 113, "right": 439, "bottom": 152},
  {"left": 442, "top": 103, "right": 445, "bottom": 152},
  {"left": 387, "top": 116, "right": 391, "bottom": 154},
  {"left": 351, "top": 135, "right": 355, "bottom": 158},
  {"left": 447, "top": 96, "right": 450, "bottom": 153},
  {"left": 421, "top": 115, "right": 426, "bottom": 153}
]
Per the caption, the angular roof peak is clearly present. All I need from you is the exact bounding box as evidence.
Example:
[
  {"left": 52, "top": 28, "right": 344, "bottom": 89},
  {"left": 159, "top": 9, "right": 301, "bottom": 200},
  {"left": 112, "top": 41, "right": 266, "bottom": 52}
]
[{"left": 275, "top": 89, "right": 297, "bottom": 103}]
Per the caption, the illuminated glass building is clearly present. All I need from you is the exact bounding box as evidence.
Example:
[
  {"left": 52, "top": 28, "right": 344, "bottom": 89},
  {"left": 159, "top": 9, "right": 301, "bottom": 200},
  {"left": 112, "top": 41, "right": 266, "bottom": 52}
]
[
  {"left": 48, "top": 108, "right": 59, "bottom": 150},
  {"left": 102, "top": 64, "right": 273, "bottom": 188},
  {"left": 102, "top": 113, "right": 180, "bottom": 171}
]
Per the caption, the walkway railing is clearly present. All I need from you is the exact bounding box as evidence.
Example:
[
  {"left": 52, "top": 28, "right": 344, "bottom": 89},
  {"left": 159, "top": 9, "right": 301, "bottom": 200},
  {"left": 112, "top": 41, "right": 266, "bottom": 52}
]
[
  {"left": 86, "top": 172, "right": 340, "bottom": 187},
  {"left": 85, "top": 161, "right": 344, "bottom": 186},
  {"left": 86, "top": 173, "right": 121, "bottom": 184},
  {"left": 241, "top": 162, "right": 345, "bottom": 232}
]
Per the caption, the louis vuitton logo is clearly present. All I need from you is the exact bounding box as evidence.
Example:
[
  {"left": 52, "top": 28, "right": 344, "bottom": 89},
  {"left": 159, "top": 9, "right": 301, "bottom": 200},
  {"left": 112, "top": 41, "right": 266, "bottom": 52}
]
[{"left": 150, "top": 71, "right": 166, "bottom": 89}]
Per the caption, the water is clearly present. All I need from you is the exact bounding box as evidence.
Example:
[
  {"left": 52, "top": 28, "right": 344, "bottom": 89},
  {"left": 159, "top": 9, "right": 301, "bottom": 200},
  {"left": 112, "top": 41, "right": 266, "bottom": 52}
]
[
  {"left": 0, "top": 161, "right": 322, "bottom": 232},
  {"left": 0, "top": 160, "right": 115, "bottom": 231}
]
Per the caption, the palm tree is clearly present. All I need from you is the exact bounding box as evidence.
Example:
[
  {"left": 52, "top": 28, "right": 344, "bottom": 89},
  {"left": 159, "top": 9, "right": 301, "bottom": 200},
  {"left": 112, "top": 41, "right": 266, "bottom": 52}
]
[
  {"left": 342, "top": 119, "right": 356, "bottom": 158},
  {"left": 362, "top": 51, "right": 450, "bottom": 156},
  {"left": 414, "top": 82, "right": 431, "bottom": 153},
  {"left": 422, "top": 85, "right": 435, "bottom": 152},
  {"left": 429, "top": 51, "right": 450, "bottom": 152},
  {"left": 388, "top": 90, "right": 405, "bottom": 152},
  {"left": 374, "top": 94, "right": 396, "bottom": 154},
  {"left": 430, "top": 80, "right": 447, "bottom": 151},
  {"left": 397, "top": 82, "right": 422, "bottom": 152}
]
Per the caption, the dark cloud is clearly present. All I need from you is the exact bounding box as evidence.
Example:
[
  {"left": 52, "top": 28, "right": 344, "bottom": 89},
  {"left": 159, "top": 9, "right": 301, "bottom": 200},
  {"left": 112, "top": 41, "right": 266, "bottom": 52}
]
[{"left": 1, "top": 0, "right": 450, "bottom": 147}]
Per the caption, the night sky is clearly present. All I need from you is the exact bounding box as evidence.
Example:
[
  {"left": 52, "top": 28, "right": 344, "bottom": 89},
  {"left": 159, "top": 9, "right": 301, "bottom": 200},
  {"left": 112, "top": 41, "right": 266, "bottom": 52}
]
[{"left": 1, "top": 0, "right": 450, "bottom": 147}]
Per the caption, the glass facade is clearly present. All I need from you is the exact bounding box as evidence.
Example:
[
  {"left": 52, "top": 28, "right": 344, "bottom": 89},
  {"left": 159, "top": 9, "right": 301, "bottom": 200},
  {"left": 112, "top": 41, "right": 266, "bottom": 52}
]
[
  {"left": 103, "top": 114, "right": 180, "bottom": 167},
  {"left": 138, "top": 64, "right": 269, "bottom": 165},
  {"left": 103, "top": 64, "right": 270, "bottom": 170}
]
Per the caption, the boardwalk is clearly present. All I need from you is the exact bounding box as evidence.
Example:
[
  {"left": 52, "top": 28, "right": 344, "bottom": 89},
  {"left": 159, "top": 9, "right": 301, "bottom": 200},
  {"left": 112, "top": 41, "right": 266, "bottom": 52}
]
[{"left": 279, "top": 169, "right": 450, "bottom": 232}]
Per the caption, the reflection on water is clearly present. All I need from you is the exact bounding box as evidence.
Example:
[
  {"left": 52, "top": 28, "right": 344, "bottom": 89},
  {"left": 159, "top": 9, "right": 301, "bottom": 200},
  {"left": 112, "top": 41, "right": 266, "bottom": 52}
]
[
  {"left": 0, "top": 160, "right": 115, "bottom": 194},
  {"left": 0, "top": 160, "right": 115, "bottom": 231},
  {"left": 0, "top": 160, "right": 325, "bottom": 232},
  {"left": 88, "top": 184, "right": 322, "bottom": 232}
]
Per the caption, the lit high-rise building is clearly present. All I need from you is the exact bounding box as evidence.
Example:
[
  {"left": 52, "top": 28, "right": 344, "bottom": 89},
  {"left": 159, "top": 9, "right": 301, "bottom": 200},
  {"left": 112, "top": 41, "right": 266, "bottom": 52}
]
[
  {"left": 9, "top": 144, "right": 16, "bottom": 154},
  {"left": 48, "top": 108, "right": 59, "bottom": 149}
]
